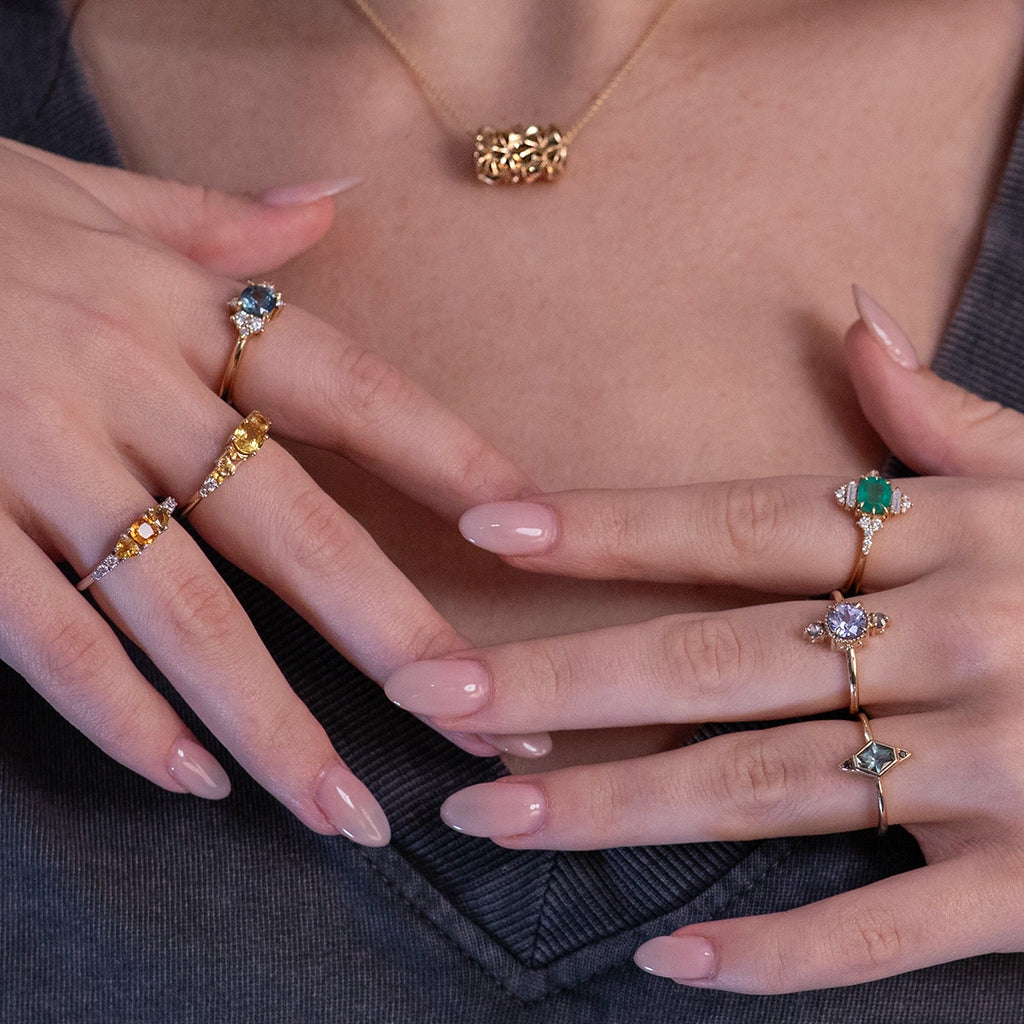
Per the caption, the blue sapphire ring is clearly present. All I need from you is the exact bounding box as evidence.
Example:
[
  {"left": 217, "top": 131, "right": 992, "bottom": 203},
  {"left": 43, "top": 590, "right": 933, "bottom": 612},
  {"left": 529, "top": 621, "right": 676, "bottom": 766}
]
[
  {"left": 218, "top": 282, "right": 284, "bottom": 404},
  {"left": 805, "top": 591, "right": 889, "bottom": 713},
  {"left": 840, "top": 713, "right": 911, "bottom": 835}
]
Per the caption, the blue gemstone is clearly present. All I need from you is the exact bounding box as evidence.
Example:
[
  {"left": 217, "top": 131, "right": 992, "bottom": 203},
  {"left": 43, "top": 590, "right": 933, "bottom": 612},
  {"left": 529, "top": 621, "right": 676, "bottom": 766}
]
[{"left": 239, "top": 284, "right": 277, "bottom": 317}]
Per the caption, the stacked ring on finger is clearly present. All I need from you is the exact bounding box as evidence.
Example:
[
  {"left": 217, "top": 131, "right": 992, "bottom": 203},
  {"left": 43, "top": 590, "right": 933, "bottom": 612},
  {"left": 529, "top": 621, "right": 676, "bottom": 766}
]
[
  {"left": 840, "top": 712, "right": 911, "bottom": 836},
  {"left": 76, "top": 497, "right": 178, "bottom": 591},
  {"left": 835, "top": 471, "right": 912, "bottom": 594},
  {"left": 805, "top": 590, "right": 889, "bottom": 713},
  {"left": 219, "top": 282, "right": 284, "bottom": 405},
  {"left": 179, "top": 411, "right": 271, "bottom": 521}
]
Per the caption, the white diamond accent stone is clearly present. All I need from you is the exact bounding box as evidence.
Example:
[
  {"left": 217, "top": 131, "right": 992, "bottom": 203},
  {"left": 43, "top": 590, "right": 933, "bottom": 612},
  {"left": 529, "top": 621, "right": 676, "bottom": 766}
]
[
  {"left": 199, "top": 477, "right": 220, "bottom": 498},
  {"left": 231, "top": 311, "right": 265, "bottom": 337},
  {"left": 93, "top": 554, "right": 119, "bottom": 581}
]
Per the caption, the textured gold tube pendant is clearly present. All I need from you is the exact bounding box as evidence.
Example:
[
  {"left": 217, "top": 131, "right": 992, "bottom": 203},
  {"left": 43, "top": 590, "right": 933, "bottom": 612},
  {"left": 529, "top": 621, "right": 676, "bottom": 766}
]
[{"left": 473, "top": 125, "right": 568, "bottom": 185}]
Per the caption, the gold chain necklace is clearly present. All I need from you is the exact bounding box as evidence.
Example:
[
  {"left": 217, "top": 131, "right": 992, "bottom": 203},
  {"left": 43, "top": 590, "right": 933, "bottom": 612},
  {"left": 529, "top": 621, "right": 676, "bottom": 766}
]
[{"left": 348, "top": 0, "right": 682, "bottom": 184}]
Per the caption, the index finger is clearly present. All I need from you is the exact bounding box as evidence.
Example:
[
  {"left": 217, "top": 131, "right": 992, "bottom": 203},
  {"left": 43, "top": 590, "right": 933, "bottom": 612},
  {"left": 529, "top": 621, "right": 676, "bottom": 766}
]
[
  {"left": 183, "top": 278, "right": 536, "bottom": 519},
  {"left": 456, "top": 475, "right": 978, "bottom": 594}
]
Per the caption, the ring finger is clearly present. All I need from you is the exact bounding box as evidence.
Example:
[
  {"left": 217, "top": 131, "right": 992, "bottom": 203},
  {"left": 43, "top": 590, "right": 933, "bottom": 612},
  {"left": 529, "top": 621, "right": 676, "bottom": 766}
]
[{"left": 437, "top": 711, "right": 968, "bottom": 849}]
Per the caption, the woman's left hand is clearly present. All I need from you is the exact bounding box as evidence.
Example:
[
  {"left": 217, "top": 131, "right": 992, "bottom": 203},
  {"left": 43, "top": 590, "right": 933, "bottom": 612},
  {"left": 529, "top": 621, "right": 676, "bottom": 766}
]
[{"left": 382, "top": 295, "right": 1024, "bottom": 994}]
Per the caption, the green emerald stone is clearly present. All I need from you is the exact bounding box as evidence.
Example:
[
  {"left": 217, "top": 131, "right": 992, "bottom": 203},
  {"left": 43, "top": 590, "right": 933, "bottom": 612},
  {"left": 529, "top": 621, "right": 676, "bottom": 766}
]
[{"left": 856, "top": 476, "right": 892, "bottom": 515}]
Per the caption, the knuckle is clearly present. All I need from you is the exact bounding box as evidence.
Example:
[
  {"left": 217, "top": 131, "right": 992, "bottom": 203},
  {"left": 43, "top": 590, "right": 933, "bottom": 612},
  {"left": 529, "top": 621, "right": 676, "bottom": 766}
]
[
  {"left": 392, "top": 619, "right": 464, "bottom": 665},
  {"left": 587, "top": 493, "right": 646, "bottom": 574},
  {"left": 277, "top": 485, "right": 363, "bottom": 575},
  {"left": 717, "top": 735, "right": 793, "bottom": 825},
  {"left": 36, "top": 616, "right": 115, "bottom": 688},
  {"left": 715, "top": 480, "right": 785, "bottom": 566},
  {"left": 334, "top": 346, "right": 413, "bottom": 433},
  {"left": 584, "top": 769, "right": 640, "bottom": 834},
  {"left": 161, "top": 570, "right": 240, "bottom": 656},
  {"left": 838, "top": 905, "right": 904, "bottom": 971},
  {"left": 660, "top": 616, "right": 746, "bottom": 704},
  {"left": 447, "top": 434, "right": 511, "bottom": 497}
]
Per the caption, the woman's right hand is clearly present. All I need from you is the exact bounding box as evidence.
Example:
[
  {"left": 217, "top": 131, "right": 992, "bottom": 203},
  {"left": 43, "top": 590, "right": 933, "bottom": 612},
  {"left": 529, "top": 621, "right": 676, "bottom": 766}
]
[{"left": 0, "top": 138, "right": 542, "bottom": 844}]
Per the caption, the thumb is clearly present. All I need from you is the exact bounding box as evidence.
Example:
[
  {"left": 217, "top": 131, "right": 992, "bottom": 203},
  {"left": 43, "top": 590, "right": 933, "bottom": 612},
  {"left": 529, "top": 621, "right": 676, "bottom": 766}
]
[
  {"left": 1, "top": 138, "right": 354, "bottom": 276},
  {"left": 844, "top": 285, "right": 1024, "bottom": 477}
]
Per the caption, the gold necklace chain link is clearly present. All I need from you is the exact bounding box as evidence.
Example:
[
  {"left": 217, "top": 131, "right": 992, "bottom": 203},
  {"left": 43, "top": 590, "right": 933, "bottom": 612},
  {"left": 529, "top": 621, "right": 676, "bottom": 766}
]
[{"left": 347, "top": 0, "right": 682, "bottom": 183}]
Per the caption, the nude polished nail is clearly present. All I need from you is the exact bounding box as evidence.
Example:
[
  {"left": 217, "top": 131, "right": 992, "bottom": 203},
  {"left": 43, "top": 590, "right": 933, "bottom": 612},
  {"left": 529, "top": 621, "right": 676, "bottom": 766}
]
[
  {"left": 315, "top": 764, "right": 391, "bottom": 847},
  {"left": 258, "top": 177, "right": 363, "bottom": 206},
  {"left": 440, "top": 782, "right": 545, "bottom": 837},
  {"left": 485, "top": 732, "right": 553, "bottom": 758},
  {"left": 459, "top": 502, "right": 558, "bottom": 555},
  {"left": 166, "top": 738, "right": 231, "bottom": 799},
  {"left": 384, "top": 659, "right": 489, "bottom": 715},
  {"left": 634, "top": 935, "right": 718, "bottom": 982},
  {"left": 852, "top": 284, "right": 920, "bottom": 370}
]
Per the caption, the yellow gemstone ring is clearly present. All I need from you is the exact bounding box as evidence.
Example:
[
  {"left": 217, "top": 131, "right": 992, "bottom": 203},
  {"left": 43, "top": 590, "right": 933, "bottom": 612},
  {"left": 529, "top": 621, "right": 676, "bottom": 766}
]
[
  {"left": 218, "top": 282, "right": 284, "bottom": 405},
  {"left": 76, "top": 497, "right": 178, "bottom": 591},
  {"left": 179, "top": 411, "right": 271, "bottom": 521}
]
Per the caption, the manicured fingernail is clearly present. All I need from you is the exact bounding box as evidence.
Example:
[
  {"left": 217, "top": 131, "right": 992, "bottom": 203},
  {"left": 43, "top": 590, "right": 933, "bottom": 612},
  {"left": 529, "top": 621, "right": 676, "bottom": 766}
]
[
  {"left": 315, "top": 763, "right": 391, "bottom": 847},
  {"left": 634, "top": 935, "right": 718, "bottom": 981},
  {"left": 166, "top": 737, "right": 231, "bottom": 799},
  {"left": 385, "top": 659, "right": 489, "bottom": 715},
  {"left": 852, "top": 285, "right": 920, "bottom": 370},
  {"left": 258, "top": 177, "right": 363, "bottom": 206},
  {"left": 485, "top": 732, "right": 553, "bottom": 758},
  {"left": 440, "top": 781, "right": 545, "bottom": 837},
  {"left": 459, "top": 502, "right": 558, "bottom": 555}
]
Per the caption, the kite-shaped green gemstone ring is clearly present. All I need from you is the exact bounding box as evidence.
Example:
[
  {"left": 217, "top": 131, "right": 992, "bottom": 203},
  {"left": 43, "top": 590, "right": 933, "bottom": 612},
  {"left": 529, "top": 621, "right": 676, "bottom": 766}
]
[
  {"left": 835, "top": 471, "right": 912, "bottom": 595},
  {"left": 840, "top": 713, "right": 911, "bottom": 836}
]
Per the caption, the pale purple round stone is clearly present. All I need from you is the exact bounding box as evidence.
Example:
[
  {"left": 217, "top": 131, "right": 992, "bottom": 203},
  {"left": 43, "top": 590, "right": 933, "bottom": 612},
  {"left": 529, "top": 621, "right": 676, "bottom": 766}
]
[{"left": 825, "top": 603, "right": 868, "bottom": 641}]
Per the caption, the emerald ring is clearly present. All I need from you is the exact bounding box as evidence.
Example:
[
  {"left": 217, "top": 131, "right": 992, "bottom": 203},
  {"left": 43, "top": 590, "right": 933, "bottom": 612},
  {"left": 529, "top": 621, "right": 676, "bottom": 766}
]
[
  {"left": 805, "top": 590, "right": 890, "bottom": 713},
  {"left": 840, "top": 713, "right": 911, "bottom": 836},
  {"left": 835, "top": 471, "right": 912, "bottom": 595}
]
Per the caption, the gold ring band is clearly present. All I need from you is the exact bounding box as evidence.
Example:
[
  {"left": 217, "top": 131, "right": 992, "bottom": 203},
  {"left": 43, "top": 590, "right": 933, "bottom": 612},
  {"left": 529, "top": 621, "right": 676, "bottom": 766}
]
[
  {"left": 76, "top": 497, "right": 177, "bottom": 591},
  {"left": 179, "top": 411, "right": 271, "bottom": 520},
  {"left": 218, "top": 282, "right": 284, "bottom": 405},
  {"left": 805, "top": 591, "right": 889, "bottom": 714},
  {"left": 840, "top": 712, "right": 911, "bottom": 836},
  {"left": 835, "top": 471, "right": 912, "bottom": 595}
]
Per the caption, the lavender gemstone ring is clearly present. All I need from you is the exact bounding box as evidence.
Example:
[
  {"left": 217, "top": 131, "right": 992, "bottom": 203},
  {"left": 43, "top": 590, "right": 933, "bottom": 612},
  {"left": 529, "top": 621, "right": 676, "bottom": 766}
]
[{"left": 805, "top": 590, "right": 890, "bottom": 713}]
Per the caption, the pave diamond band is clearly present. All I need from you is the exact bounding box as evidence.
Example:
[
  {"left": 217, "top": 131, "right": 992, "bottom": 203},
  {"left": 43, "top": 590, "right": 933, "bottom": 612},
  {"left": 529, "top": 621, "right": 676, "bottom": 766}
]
[
  {"left": 835, "top": 471, "right": 912, "bottom": 595},
  {"left": 76, "top": 497, "right": 178, "bottom": 591},
  {"left": 179, "top": 411, "right": 271, "bottom": 521},
  {"left": 840, "top": 713, "right": 911, "bottom": 836},
  {"left": 218, "top": 282, "right": 284, "bottom": 405}
]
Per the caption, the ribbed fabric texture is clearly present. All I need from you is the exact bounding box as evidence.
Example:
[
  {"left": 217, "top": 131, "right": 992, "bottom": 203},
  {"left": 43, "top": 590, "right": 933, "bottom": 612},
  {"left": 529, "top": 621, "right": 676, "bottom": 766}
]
[{"left": 2, "top": 2, "right": 1024, "bottom": 1021}]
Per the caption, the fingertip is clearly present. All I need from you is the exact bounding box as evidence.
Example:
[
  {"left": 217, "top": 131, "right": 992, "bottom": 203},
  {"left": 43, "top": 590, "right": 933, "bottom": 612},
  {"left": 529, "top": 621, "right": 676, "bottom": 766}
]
[
  {"left": 166, "top": 737, "right": 232, "bottom": 800},
  {"left": 314, "top": 762, "right": 391, "bottom": 847},
  {"left": 459, "top": 501, "right": 559, "bottom": 556},
  {"left": 634, "top": 934, "right": 719, "bottom": 982}
]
